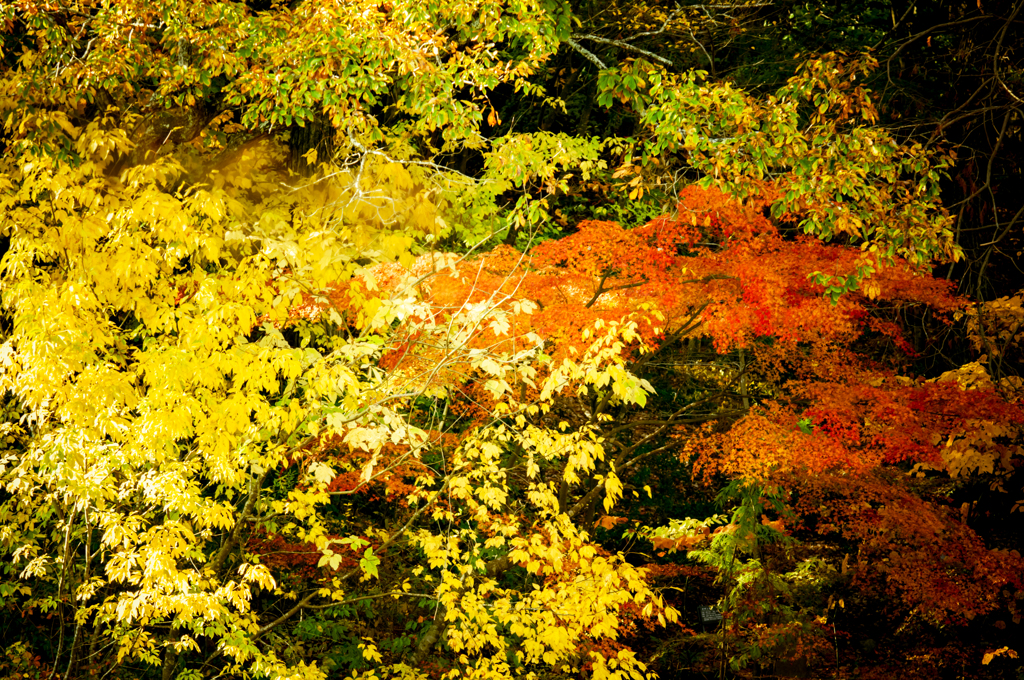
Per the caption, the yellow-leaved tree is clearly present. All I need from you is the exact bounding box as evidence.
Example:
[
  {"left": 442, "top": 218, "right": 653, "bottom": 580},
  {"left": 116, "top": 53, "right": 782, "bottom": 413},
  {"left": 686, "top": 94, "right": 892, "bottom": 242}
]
[{"left": 0, "top": 2, "right": 674, "bottom": 679}]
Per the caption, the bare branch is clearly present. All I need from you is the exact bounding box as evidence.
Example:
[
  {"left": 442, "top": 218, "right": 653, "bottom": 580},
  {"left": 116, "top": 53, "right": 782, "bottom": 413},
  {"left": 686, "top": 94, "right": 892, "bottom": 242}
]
[
  {"left": 572, "top": 34, "right": 674, "bottom": 68},
  {"left": 564, "top": 37, "right": 607, "bottom": 70},
  {"left": 680, "top": 2, "right": 774, "bottom": 8}
]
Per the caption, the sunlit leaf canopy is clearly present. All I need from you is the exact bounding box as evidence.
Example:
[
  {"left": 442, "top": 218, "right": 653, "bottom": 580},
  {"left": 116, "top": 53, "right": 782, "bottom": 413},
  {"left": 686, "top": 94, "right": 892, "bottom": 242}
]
[{"left": 1, "top": 1, "right": 1016, "bottom": 680}]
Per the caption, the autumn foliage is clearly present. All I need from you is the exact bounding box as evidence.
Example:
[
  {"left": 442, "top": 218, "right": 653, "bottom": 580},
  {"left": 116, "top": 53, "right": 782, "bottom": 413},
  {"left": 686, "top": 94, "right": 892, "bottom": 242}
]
[{"left": 1, "top": 1, "right": 1022, "bottom": 680}]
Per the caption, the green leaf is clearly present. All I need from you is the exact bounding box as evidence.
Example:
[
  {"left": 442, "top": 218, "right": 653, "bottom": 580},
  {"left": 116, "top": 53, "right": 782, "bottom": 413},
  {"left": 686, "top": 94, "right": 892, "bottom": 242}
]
[{"left": 360, "top": 548, "right": 380, "bottom": 579}]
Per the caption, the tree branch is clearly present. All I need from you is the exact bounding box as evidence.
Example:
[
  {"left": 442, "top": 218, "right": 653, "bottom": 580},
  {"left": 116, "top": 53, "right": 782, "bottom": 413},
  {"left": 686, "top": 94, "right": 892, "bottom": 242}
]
[
  {"left": 572, "top": 34, "right": 674, "bottom": 68},
  {"left": 210, "top": 466, "right": 271, "bottom": 576},
  {"left": 584, "top": 273, "right": 647, "bottom": 309},
  {"left": 564, "top": 37, "right": 607, "bottom": 70}
]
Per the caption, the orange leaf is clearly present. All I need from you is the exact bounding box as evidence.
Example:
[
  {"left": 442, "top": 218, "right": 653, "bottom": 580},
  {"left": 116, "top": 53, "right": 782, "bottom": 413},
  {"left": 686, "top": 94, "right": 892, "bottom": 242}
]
[
  {"left": 594, "top": 515, "right": 628, "bottom": 530},
  {"left": 651, "top": 537, "right": 677, "bottom": 550},
  {"left": 761, "top": 514, "right": 786, "bottom": 534},
  {"left": 982, "top": 647, "right": 1017, "bottom": 665}
]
